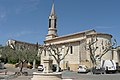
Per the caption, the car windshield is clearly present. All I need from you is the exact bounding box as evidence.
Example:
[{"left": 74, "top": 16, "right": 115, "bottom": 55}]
[
  {"left": 79, "top": 66, "right": 82, "bottom": 68},
  {"left": 39, "top": 65, "right": 43, "bottom": 67}
]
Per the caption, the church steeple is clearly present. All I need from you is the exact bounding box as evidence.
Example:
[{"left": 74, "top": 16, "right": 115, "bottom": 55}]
[
  {"left": 50, "top": 3, "right": 56, "bottom": 16},
  {"left": 46, "top": 3, "right": 57, "bottom": 40}
]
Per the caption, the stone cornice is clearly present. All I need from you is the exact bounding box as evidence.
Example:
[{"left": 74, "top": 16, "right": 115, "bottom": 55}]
[
  {"left": 10, "top": 39, "right": 38, "bottom": 47},
  {"left": 86, "top": 32, "right": 112, "bottom": 38},
  {"left": 44, "top": 29, "right": 95, "bottom": 43}
]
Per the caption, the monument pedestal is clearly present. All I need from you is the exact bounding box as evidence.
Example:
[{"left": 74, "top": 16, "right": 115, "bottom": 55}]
[
  {"left": 43, "top": 59, "right": 53, "bottom": 73},
  {"left": 31, "top": 58, "right": 62, "bottom": 80},
  {"left": 31, "top": 72, "right": 62, "bottom": 80}
]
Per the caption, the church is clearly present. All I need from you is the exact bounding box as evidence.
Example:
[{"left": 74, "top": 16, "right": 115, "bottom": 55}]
[
  {"left": 7, "top": 3, "right": 120, "bottom": 71},
  {"left": 41, "top": 3, "right": 114, "bottom": 71}
]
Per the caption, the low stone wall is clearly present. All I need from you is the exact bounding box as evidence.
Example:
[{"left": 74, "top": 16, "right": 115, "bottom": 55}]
[
  {"left": 4, "top": 64, "right": 15, "bottom": 68},
  {"left": 31, "top": 72, "right": 62, "bottom": 80},
  {"left": 61, "top": 61, "right": 92, "bottom": 71}
]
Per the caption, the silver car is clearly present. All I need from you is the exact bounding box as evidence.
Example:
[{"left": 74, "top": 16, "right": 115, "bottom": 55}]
[{"left": 78, "top": 65, "right": 89, "bottom": 73}]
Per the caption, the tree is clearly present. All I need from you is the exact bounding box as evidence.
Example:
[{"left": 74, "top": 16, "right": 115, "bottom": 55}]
[
  {"left": 6, "top": 40, "right": 39, "bottom": 74},
  {"left": 39, "top": 44, "right": 70, "bottom": 72},
  {"left": 0, "top": 46, "right": 14, "bottom": 63},
  {"left": 87, "top": 36, "right": 98, "bottom": 67},
  {"left": 87, "top": 35, "right": 116, "bottom": 68}
]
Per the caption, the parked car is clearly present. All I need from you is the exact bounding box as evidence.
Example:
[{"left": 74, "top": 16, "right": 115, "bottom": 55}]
[
  {"left": 101, "top": 60, "right": 116, "bottom": 73},
  {"left": 52, "top": 64, "right": 62, "bottom": 72},
  {"left": 38, "top": 65, "right": 44, "bottom": 71},
  {"left": 92, "top": 67, "right": 105, "bottom": 74},
  {"left": 78, "top": 65, "right": 89, "bottom": 73},
  {"left": 116, "top": 66, "right": 120, "bottom": 72},
  {"left": 92, "top": 60, "right": 116, "bottom": 74}
]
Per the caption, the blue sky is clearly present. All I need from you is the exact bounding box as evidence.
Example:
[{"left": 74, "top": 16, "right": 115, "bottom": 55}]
[{"left": 0, "top": 0, "right": 120, "bottom": 45}]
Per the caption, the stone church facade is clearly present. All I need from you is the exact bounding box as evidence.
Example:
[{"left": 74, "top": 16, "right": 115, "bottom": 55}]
[
  {"left": 41, "top": 3, "right": 113, "bottom": 71},
  {"left": 6, "top": 3, "right": 120, "bottom": 71}
]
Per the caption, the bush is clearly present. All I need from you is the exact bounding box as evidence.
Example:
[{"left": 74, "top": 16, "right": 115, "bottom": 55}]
[{"left": 8, "top": 59, "right": 18, "bottom": 64}]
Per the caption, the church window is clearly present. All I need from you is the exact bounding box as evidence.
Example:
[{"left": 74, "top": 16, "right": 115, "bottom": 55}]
[
  {"left": 70, "top": 46, "right": 73, "bottom": 54},
  {"left": 49, "top": 19, "right": 51, "bottom": 28},
  {"left": 54, "top": 19, "right": 56, "bottom": 28}
]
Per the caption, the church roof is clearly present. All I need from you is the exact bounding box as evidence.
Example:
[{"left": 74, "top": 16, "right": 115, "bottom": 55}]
[
  {"left": 86, "top": 32, "right": 112, "bottom": 38},
  {"left": 8, "top": 39, "right": 38, "bottom": 47},
  {"left": 44, "top": 29, "right": 112, "bottom": 44},
  {"left": 44, "top": 29, "right": 96, "bottom": 42}
]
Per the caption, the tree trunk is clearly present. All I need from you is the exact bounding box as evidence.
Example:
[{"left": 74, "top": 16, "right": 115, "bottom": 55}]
[
  {"left": 20, "top": 61, "right": 23, "bottom": 73},
  {"left": 32, "top": 59, "right": 36, "bottom": 69},
  {"left": 56, "top": 61, "right": 60, "bottom": 72}
]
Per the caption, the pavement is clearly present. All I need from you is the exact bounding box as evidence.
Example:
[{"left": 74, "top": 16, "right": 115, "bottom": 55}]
[
  {"left": 0, "top": 67, "right": 37, "bottom": 80},
  {"left": 1, "top": 68, "right": 120, "bottom": 80},
  {"left": 0, "top": 72, "right": 15, "bottom": 80},
  {"left": 0, "top": 67, "right": 74, "bottom": 80}
]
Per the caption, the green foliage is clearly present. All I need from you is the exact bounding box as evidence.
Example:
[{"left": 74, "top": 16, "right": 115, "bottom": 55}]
[
  {"left": 7, "top": 59, "right": 18, "bottom": 64},
  {"left": 0, "top": 45, "right": 38, "bottom": 64},
  {"left": 0, "top": 46, "right": 11, "bottom": 63}
]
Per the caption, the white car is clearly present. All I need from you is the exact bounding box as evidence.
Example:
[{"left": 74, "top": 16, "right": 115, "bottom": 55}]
[
  {"left": 78, "top": 65, "right": 89, "bottom": 73},
  {"left": 38, "top": 65, "right": 44, "bottom": 71}
]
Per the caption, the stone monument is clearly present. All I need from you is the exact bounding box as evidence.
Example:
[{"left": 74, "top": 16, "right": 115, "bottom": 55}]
[{"left": 31, "top": 57, "right": 62, "bottom": 80}]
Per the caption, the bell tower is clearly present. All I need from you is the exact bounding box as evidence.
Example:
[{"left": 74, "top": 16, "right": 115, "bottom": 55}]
[{"left": 46, "top": 3, "right": 57, "bottom": 40}]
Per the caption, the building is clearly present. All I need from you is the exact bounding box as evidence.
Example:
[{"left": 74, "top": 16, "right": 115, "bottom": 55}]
[
  {"left": 6, "top": 3, "right": 120, "bottom": 71},
  {"left": 40, "top": 3, "right": 113, "bottom": 71},
  {"left": 112, "top": 46, "right": 120, "bottom": 67}
]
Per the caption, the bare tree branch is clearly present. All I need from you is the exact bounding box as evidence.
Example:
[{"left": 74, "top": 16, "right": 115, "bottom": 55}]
[
  {"left": 41, "top": 43, "right": 70, "bottom": 72},
  {"left": 60, "top": 46, "right": 70, "bottom": 61},
  {"left": 47, "top": 49, "right": 58, "bottom": 62}
]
